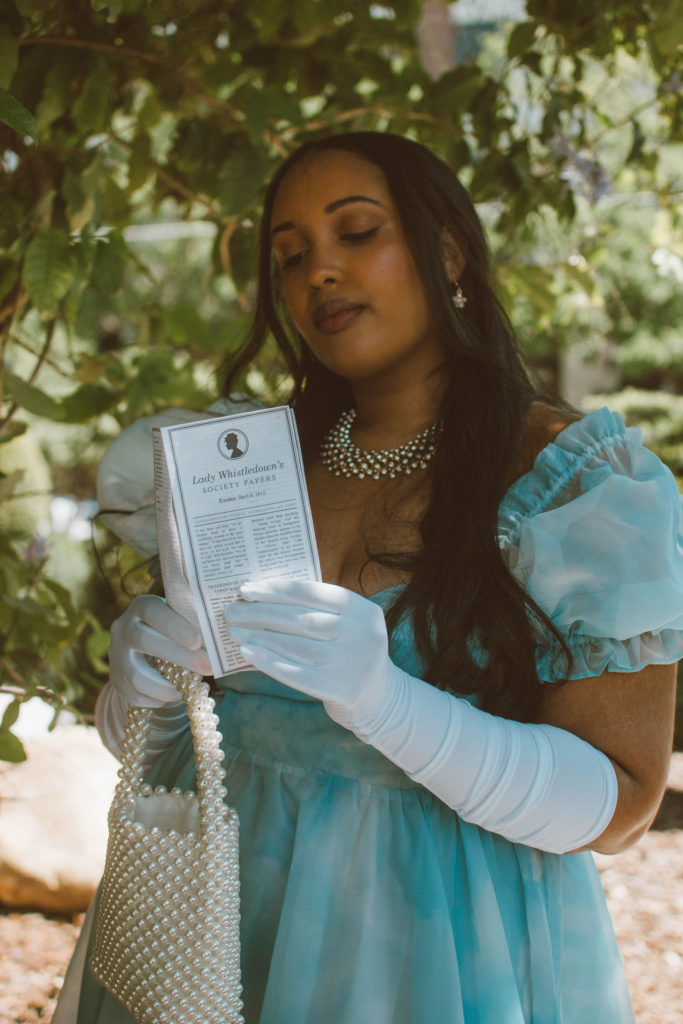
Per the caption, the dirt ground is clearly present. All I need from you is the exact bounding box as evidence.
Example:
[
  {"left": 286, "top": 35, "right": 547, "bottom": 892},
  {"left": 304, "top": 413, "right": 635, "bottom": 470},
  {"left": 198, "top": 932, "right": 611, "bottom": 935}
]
[{"left": 1, "top": 754, "right": 682, "bottom": 1024}]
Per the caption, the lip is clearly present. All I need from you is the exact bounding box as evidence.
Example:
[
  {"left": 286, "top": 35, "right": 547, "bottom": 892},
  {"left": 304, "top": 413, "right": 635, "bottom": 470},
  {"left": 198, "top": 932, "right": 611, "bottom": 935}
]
[{"left": 313, "top": 299, "right": 366, "bottom": 334}]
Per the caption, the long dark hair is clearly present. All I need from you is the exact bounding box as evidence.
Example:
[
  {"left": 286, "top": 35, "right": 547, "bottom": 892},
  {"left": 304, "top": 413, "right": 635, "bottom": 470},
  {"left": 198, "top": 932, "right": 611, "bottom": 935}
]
[{"left": 224, "top": 131, "right": 569, "bottom": 721}]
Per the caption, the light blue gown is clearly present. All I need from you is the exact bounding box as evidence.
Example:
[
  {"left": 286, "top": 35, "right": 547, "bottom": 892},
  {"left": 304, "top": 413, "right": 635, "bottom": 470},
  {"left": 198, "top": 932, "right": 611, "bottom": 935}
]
[{"left": 69, "top": 408, "right": 683, "bottom": 1023}]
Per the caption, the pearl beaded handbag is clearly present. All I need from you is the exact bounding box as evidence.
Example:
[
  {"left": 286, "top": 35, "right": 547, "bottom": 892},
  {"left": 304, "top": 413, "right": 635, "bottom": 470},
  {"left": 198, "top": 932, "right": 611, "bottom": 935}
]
[{"left": 90, "top": 658, "right": 244, "bottom": 1024}]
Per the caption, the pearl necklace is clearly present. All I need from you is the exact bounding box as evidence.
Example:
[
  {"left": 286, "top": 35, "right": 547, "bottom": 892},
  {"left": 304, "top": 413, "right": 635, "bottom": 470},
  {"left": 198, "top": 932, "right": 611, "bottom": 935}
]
[{"left": 320, "top": 408, "right": 441, "bottom": 480}]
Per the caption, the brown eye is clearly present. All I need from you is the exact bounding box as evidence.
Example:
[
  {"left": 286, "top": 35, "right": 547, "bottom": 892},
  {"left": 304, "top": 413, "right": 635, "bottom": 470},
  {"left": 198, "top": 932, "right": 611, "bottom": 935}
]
[
  {"left": 341, "top": 227, "right": 380, "bottom": 244},
  {"left": 282, "top": 250, "right": 307, "bottom": 270}
]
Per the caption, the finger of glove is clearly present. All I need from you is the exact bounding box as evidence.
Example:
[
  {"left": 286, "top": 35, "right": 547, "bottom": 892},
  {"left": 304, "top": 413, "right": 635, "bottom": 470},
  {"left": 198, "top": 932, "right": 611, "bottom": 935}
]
[
  {"left": 128, "top": 594, "right": 204, "bottom": 649},
  {"left": 125, "top": 620, "right": 212, "bottom": 675},
  {"left": 112, "top": 652, "right": 184, "bottom": 706},
  {"left": 239, "top": 642, "right": 322, "bottom": 698},
  {"left": 239, "top": 578, "right": 356, "bottom": 613},
  {"left": 225, "top": 601, "right": 339, "bottom": 641},
  {"left": 234, "top": 629, "right": 328, "bottom": 667}
]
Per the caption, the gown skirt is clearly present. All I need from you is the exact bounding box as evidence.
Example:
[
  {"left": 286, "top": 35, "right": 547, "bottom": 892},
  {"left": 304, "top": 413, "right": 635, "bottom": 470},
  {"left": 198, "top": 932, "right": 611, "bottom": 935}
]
[{"left": 74, "top": 656, "right": 635, "bottom": 1024}]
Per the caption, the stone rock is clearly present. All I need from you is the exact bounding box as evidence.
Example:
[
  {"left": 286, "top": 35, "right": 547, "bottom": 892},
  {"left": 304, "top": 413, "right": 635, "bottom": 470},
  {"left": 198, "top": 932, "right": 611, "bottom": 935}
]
[{"left": 0, "top": 725, "right": 118, "bottom": 913}]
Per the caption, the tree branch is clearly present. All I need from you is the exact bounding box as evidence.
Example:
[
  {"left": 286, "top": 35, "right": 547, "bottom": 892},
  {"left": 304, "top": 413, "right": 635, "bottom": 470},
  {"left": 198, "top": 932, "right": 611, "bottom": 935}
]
[
  {"left": 0, "top": 318, "right": 57, "bottom": 435},
  {"left": 150, "top": 159, "right": 223, "bottom": 218},
  {"left": 0, "top": 290, "right": 27, "bottom": 329},
  {"left": 0, "top": 290, "right": 28, "bottom": 432},
  {"left": 4, "top": 330, "right": 69, "bottom": 378},
  {"left": 20, "top": 34, "right": 169, "bottom": 66},
  {"left": 0, "top": 680, "right": 67, "bottom": 710},
  {"left": 27, "top": 318, "right": 57, "bottom": 386}
]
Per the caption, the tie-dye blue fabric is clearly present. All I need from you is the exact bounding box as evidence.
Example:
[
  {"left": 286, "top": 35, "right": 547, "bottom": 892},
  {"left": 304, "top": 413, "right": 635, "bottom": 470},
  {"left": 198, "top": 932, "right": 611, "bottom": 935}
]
[{"left": 73, "top": 408, "right": 683, "bottom": 1023}]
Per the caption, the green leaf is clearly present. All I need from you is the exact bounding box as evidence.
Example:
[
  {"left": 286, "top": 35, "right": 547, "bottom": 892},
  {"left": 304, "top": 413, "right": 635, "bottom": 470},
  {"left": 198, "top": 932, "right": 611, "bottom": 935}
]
[
  {"left": 217, "top": 145, "right": 269, "bottom": 216},
  {"left": 35, "top": 62, "right": 72, "bottom": 134},
  {"left": 0, "top": 22, "right": 18, "bottom": 90},
  {"left": 228, "top": 222, "right": 258, "bottom": 293},
  {"left": 92, "top": 232, "right": 127, "bottom": 293},
  {"left": 1, "top": 698, "right": 20, "bottom": 731},
  {"left": 86, "top": 628, "right": 110, "bottom": 659},
  {"left": 507, "top": 22, "right": 537, "bottom": 58},
  {"left": 249, "top": 0, "right": 290, "bottom": 42},
  {"left": 0, "top": 469, "right": 25, "bottom": 502},
  {"left": 5, "top": 373, "right": 118, "bottom": 423},
  {"left": 0, "top": 727, "right": 27, "bottom": 763},
  {"left": 62, "top": 169, "right": 89, "bottom": 229},
  {"left": 91, "top": 0, "right": 123, "bottom": 21},
  {"left": 292, "top": 0, "right": 329, "bottom": 40},
  {"left": 0, "top": 261, "right": 18, "bottom": 305},
  {"left": 85, "top": 627, "right": 110, "bottom": 671},
  {"left": 101, "top": 177, "right": 131, "bottom": 225},
  {"left": 426, "top": 66, "right": 485, "bottom": 121},
  {"left": 60, "top": 383, "right": 120, "bottom": 422},
  {"left": 469, "top": 152, "right": 502, "bottom": 202},
  {"left": 72, "top": 64, "right": 115, "bottom": 135},
  {"left": 0, "top": 86, "right": 36, "bottom": 143},
  {"left": 41, "top": 577, "right": 78, "bottom": 618},
  {"left": 240, "top": 87, "right": 301, "bottom": 142},
  {"left": 649, "top": 1, "right": 683, "bottom": 55},
  {"left": 0, "top": 421, "right": 28, "bottom": 445},
  {"left": 3, "top": 371, "right": 62, "bottom": 419},
  {"left": 12, "top": 0, "right": 52, "bottom": 16},
  {"left": 627, "top": 118, "right": 646, "bottom": 164},
  {"left": 520, "top": 52, "right": 542, "bottom": 75},
  {"left": 22, "top": 227, "right": 74, "bottom": 311},
  {"left": 162, "top": 303, "right": 211, "bottom": 348}
]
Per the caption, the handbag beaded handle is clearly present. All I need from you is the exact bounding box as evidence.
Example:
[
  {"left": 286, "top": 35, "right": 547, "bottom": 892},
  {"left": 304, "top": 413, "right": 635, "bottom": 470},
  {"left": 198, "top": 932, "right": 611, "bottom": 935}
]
[
  {"left": 92, "top": 658, "right": 245, "bottom": 1024},
  {"left": 112, "top": 658, "right": 230, "bottom": 829}
]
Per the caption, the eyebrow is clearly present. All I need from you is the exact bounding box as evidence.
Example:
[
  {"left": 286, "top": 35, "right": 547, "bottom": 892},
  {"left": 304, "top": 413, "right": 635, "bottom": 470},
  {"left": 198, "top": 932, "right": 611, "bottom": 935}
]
[{"left": 270, "top": 195, "right": 384, "bottom": 239}]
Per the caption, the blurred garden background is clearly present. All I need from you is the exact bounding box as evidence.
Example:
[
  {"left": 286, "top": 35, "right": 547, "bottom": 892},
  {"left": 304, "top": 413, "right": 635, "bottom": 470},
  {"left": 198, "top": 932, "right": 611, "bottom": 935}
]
[{"left": 0, "top": 0, "right": 682, "bottom": 761}]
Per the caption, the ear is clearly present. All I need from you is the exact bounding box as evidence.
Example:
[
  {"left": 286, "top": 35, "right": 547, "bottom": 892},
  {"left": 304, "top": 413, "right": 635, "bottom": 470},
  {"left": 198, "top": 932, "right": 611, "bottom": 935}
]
[{"left": 439, "top": 227, "right": 467, "bottom": 284}]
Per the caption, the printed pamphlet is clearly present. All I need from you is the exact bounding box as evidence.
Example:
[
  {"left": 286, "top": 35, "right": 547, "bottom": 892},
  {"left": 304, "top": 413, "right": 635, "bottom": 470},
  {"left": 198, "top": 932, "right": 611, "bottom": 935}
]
[{"left": 153, "top": 406, "right": 321, "bottom": 677}]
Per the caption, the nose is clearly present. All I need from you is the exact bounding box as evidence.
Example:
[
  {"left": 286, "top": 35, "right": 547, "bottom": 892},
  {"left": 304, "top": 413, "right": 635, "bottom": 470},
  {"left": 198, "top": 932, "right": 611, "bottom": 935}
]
[{"left": 307, "top": 245, "right": 342, "bottom": 289}]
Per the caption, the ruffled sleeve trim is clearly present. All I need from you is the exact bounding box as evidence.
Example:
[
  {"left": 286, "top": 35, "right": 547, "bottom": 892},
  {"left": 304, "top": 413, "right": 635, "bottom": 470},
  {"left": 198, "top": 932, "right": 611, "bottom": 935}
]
[
  {"left": 496, "top": 407, "right": 683, "bottom": 681},
  {"left": 539, "top": 628, "right": 683, "bottom": 682},
  {"left": 497, "top": 407, "right": 639, "bottom": 551}
]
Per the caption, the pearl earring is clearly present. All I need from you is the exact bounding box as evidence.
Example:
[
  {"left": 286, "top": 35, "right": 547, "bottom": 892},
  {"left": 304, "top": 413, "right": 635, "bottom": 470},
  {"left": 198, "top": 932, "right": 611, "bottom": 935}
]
[{"left": 451, "top": 282, "right": 467, "bottom": 309}]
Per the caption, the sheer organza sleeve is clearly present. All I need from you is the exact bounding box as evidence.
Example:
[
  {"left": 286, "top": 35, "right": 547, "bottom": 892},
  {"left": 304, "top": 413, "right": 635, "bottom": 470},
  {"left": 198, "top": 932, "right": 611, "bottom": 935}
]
[
  {"left": 96, "top": 396, "right": 263, "bottom": 555},
  {"left": 498, "top": 408, "right": 683, "bottom": 682}
]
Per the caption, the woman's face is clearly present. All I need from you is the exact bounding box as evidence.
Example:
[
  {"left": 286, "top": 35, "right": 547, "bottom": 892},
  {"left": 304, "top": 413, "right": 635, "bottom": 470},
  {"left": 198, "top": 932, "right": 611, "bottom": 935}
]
[{"left": 270, "top": 149, "right": 450, "bottom": 387}]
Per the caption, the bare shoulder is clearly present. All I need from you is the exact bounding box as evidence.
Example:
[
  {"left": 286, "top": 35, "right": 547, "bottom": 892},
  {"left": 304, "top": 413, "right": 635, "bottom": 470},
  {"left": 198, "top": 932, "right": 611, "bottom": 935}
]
[
  {"left": 527, "top": 399, "right": 580, "bottom": 444},
  {"left": 511, "top": 400, "right": 581, "bottom": 484}
]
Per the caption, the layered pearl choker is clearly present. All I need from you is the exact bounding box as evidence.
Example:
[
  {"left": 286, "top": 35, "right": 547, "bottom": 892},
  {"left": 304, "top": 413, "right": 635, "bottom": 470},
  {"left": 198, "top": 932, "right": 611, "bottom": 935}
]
[{"left": 320, "top": 408, "right": 441, "bottom": 480}]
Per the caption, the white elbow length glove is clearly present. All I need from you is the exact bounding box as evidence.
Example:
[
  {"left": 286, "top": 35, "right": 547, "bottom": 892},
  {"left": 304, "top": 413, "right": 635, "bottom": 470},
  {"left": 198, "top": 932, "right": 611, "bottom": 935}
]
[
  {"left": 225, "top": 579, "right": 618, "bottom": 854},
  {"left": 97, "top": 594, "right": 212, "bottom": 764}
]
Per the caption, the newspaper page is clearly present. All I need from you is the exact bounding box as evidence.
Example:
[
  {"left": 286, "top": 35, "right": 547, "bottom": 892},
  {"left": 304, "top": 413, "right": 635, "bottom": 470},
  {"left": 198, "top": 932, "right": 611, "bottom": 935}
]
[{"left": 153, "top": 406, "right": 321, "bottom": 677}]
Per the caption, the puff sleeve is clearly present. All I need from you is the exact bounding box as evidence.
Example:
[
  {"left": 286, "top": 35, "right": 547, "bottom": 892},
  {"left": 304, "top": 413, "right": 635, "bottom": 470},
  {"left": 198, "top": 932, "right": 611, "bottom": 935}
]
[
  {"left": 97, "top": 396, "right": 263, "bottom": 556},
  {"left": 498, "top": 408, "right": 683, "bottom": 682}
]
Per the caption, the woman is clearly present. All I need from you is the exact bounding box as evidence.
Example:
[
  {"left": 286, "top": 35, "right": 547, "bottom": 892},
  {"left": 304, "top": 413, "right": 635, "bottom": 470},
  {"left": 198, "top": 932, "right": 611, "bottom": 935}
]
[{"left": 63, "top": 133, "right": 679, "bottom": 1023}]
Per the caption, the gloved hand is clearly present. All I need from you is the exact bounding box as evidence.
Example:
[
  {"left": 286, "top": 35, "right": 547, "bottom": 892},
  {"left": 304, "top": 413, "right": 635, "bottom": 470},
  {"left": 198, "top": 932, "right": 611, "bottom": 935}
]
[
  {"left": 97, "top": 594, "right": 212, "bottom": 764},
  {"left": 109, "top": 593, "right": 212, "bottom": 708},
  {"left": 224, "top": 579, "right": 618, "bottom": 854},
  {"left": 224, "top": 579, "right": 401, "bottom": 729}
]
